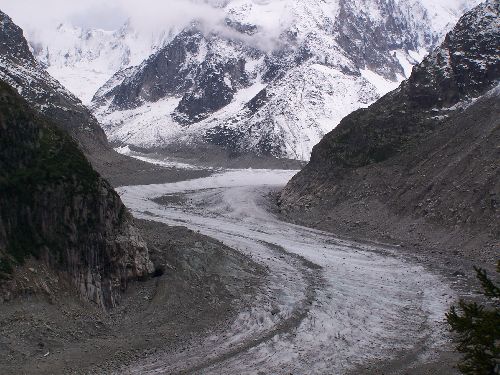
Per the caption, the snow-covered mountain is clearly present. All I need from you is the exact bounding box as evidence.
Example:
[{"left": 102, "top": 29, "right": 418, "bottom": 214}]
[
  {"left": 29, "top": 0, "right": 479, "bottom": 160},
  {"left": 28, "top": 22, "right": 172, "bottom": 104},
  {"left": 0, "top": 10, "right": 108, "bottom": 153}
]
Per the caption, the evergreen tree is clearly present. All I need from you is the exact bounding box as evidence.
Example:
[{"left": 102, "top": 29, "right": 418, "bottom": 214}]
[{"left": 446, "top": 261, "right": 500, "bottom": 374}]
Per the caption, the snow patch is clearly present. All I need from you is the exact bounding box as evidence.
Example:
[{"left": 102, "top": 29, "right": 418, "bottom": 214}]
[{"left": 360, "top": 69, "right": 401, "bottom": 96}]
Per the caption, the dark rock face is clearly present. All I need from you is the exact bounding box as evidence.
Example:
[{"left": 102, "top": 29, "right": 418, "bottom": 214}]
[
  {"left": 174, "top": 56, "right": 248, "bottom": 124},
  {"left": 225, "top": 18, "right": 258, "bottom": 35},
  {"left": 0, "top": 81, "right": 153, "bottom": 308},
  {"left": 245, "top": 88, "right": 269, "bottom": 113},
  {"left": 334, "top": 0, "right": 421, "bottom": 79},
  {"left": 280, "top": 0, "right": 500, "bottom": 254},
  {"left": 108, "top": 29, "right": 206, "bottom": 110},
  {"left": 0, "top": 10, "right": 35, "bottom": 65},
  {"left": 103, "top": 27, "right": 252, "bottom": 125},
  {"left": 407, "top": 2, "right": 500, "bottom": 108},
  {"left": 261, "top": 46, "right": 311, "bottom": 83}
]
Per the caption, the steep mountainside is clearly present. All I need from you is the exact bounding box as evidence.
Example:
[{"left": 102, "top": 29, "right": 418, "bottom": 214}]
[
  {"left": 0, "top": 10, "right": 186, "bottom": 184},
  {"left": 88, "top": 0, "right": 478, "bottom": 160},
  {"left": 0, "top": 80, "right": 153, "bottom": 308},
  {"left": 280, "top": 0, "right": 499, "bottom": 262},
  {"left": 0, "top": 10, "right": 108, "bottom": 154}
]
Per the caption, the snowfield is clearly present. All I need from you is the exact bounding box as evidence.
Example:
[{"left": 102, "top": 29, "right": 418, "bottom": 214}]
[
  {"left": 99, "top": 65, "right": 382, "bottom": 160},
  {"left": 117, "top": 169, "right": 455, "bottom": 374}
]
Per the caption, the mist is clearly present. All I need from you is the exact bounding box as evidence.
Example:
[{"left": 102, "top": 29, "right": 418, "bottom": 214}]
[
  {"left": 0, "top": 0, "right": 225, "bottom": 33},
  {"left": 0, "top": 0, "right": 289, "bottom": 52}
]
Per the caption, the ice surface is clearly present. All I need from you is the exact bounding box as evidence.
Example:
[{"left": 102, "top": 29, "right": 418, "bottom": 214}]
[{"left": 116, "top": 169, "right": 455, "bottom": 374}]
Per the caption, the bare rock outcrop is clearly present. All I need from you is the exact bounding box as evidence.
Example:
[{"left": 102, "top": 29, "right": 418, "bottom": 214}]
[{"left": 0, "top": 81, "right": 153, "bottom": 308}]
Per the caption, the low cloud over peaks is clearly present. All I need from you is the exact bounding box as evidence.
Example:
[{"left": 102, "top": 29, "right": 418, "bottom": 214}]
[{"left": 0, "top": 0, "right": 292, "bottom": 53}]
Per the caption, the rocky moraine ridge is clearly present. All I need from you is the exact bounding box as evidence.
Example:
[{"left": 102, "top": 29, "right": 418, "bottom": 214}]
[{"left": 280, "top": 0, "right": 500, "bottom": 263}]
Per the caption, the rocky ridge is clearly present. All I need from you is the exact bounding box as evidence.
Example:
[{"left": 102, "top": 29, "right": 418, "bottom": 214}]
[
  {"left": 86, "top": 0, "right": 478, "bottom": 160},
  {"left": 280, "top": 0, "right": 500, "bottom": 263}
]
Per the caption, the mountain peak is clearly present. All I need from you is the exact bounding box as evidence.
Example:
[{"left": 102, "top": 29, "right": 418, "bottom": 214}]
[{"left": 86, "top": 0, "right": 479, "bottom": 160}]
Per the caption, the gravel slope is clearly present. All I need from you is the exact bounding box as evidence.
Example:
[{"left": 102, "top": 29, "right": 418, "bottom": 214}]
[{"left": 0, "top": 219, "right": 264, "bottom": 375}]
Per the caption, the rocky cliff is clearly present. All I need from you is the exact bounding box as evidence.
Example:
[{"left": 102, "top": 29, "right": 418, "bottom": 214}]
[
  {"left": 280, "top": 0, "right": 499, "bottom": 262},
  {"left": 0, "top": 81, "right": 153, "bottom": 308}
]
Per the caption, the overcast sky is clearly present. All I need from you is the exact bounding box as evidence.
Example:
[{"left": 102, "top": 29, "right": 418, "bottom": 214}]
[{"left": 0, "top": 0, "right": 228, "bottom": 34}]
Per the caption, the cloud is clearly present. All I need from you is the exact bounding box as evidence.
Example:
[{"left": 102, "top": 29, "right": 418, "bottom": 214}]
[
  {"left": 0, "top": 0, "right": 227, "bottom": 33},
  {"left": 122, "top": 0, "right": 228, "bottom": 34},
  {"left": 0, "top": 0, "right": 105, "bottom": 31},
  {"left": 0, "top": 0, "right": 290, "bottom": 52}
]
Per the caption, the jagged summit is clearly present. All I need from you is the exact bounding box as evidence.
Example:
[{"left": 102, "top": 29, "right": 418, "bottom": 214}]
[{"left": 24, "top": 0, "right": 479, "bottom": 161}]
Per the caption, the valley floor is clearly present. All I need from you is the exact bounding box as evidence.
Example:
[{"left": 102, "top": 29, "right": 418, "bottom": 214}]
[
  {"left": 0, "top": 219, "right": 263, "bottom": 375},
  {"left": 115, "top": 167, "right": 471, "bottom": 374},
  {"left": 1, "top": 162, "right": 480, "bottom": 374}
]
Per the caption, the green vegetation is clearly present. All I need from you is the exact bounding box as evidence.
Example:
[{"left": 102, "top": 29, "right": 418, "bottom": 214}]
[
  {"left": 0, "top": 81, "right": 102, "bottom": 274},
  {"left": 446, "top": 261, "right": 500, "bottom": 374},
  {"left": 0, "top": 255, "right": 14, "bottom": 280},
  {"left": 0, "top": 120, "right": 99, "bottom": 197}
]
